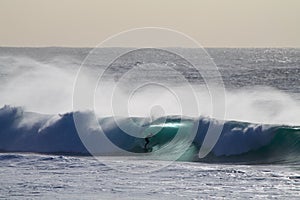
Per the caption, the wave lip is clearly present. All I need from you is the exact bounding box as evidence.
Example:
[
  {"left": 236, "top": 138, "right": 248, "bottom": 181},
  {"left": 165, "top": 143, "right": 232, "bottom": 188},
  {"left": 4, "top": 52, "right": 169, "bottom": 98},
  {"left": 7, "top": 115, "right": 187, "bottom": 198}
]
[
  {"left": 0, "top": 106, "right": 89, "bottom": 154},
  {"left": 0, "top": 105, "right": 300, "bottom": 165}
]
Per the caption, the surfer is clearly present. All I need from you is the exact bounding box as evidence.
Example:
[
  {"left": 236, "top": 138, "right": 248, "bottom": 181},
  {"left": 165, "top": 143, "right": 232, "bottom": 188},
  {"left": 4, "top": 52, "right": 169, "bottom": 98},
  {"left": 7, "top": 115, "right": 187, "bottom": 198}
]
[{"left": 144, "top": 133, "right": 154, "bottom": 152}]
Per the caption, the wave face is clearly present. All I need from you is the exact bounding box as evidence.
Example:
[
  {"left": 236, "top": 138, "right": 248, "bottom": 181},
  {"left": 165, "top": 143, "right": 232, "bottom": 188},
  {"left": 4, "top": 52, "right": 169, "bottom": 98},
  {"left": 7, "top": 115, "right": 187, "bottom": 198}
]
[{"left": 0, "top": 105, "right": 300, "bottom": 165}]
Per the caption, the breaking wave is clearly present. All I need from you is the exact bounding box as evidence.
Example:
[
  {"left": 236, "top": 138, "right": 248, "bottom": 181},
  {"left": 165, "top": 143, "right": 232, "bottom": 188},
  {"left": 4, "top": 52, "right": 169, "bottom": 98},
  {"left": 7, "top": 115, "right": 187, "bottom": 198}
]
[{"left": 0, "top": 105, "right": 300, "bottom": 165}]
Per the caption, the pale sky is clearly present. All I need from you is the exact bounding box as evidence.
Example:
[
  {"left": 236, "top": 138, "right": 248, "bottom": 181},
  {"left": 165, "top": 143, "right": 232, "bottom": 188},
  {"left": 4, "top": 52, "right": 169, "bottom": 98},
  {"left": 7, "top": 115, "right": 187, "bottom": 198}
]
[{"left": 0, "top": 0, "right": 299, "bottom": 47}]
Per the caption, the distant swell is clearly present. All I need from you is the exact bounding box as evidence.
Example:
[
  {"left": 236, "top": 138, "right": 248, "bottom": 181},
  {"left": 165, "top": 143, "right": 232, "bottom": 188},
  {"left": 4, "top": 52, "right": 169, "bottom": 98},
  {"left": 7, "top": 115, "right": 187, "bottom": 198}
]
[{"left": 0, "top": 105, "right": 300, "bottom": 165}]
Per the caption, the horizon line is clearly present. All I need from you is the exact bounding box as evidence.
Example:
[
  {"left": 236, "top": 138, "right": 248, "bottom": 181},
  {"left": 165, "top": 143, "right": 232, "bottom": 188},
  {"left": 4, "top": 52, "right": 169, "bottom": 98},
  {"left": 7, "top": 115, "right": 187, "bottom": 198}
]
[{"left": 0, "top": 46, "right": 299, "bottom": 49}]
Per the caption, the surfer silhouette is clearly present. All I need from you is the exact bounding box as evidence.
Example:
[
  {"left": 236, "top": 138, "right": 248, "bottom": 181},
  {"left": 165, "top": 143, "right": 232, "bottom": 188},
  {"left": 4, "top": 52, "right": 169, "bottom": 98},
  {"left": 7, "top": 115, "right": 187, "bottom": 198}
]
[{"left": 144, "top": 133, "right": 154, "bottom": 152}]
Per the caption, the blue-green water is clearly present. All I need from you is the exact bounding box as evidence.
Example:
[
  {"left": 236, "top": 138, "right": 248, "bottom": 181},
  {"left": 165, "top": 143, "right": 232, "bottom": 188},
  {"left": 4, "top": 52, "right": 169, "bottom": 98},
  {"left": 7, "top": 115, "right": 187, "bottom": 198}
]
[{"left": 0, "top": 47, "right": 300, "bottom": 199}]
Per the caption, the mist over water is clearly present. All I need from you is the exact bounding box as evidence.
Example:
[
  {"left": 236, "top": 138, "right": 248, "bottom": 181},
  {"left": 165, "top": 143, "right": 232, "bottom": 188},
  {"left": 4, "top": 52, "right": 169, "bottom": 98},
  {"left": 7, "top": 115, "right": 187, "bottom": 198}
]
[
  {"left": 0, "top": 48, "right": 300, "bottom": 126},
  {"left": 1, "top": 48, "right": 300, "bottom": 199},
  {"left": 0, "top": 55, "right": 78, "bottom": 113}
]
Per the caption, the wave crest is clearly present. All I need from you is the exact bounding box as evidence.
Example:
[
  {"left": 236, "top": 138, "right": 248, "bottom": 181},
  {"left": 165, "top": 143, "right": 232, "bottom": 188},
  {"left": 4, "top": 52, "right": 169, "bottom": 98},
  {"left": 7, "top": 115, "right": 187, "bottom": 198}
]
[{"left": 0, "top": 105, "right": 300, "bottom": 164}]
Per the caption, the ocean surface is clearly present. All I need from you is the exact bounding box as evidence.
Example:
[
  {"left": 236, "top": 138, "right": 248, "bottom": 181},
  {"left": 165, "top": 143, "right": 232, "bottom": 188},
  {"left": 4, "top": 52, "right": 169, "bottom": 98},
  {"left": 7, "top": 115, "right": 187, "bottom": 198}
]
[{"left": 0, "top": 47, "right": 300, "bottom": 199}]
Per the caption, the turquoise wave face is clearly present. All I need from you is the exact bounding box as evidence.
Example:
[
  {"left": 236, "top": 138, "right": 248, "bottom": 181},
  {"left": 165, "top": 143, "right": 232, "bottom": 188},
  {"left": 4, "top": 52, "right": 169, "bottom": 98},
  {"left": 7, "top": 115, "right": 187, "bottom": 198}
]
[
  {"left": 138, "top": 118, "right": 300, "bottom": 164},
  {"left": 142, "top": 119, "right": 191, "bottom": 151},
  {"left": 140, "top": 118, "right": 198, "bottom": 161},
  {"left": 1, "top": 106, "right": 300, "bottom": 165},
  {"left": 197, "top": 126, "right": 300, "bottom": 165}
]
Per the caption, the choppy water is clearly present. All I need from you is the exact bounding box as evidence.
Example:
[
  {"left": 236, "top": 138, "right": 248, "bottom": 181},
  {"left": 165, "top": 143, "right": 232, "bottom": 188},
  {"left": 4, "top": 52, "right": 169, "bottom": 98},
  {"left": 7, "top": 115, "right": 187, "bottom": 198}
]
[{"left": 1, "top": 153, "right": 300, "bottom": 199}]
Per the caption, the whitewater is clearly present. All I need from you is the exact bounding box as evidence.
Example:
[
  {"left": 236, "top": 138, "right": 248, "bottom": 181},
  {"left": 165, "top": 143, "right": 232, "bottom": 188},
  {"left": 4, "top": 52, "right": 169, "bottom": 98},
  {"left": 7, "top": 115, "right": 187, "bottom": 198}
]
[{"left": 0, "top": 47, "right": 300, "bottom": 199}]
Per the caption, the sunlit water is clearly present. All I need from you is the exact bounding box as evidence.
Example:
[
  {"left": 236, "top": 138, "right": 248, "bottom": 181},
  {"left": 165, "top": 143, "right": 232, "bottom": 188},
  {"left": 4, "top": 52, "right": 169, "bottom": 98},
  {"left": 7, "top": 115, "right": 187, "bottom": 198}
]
[
  {"left": 0, "top": 48, "right": 300, "bottom": 199},
  {"left": 1, "top": 153, "right": 300, "bottom": 199}
]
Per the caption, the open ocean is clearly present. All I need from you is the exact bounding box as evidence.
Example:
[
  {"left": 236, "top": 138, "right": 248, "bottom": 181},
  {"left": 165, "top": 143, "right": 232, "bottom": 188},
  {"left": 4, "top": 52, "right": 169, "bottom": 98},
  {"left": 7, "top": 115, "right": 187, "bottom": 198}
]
[{"left": 0, "top": 47, "right": 300, "bottom": 199}]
